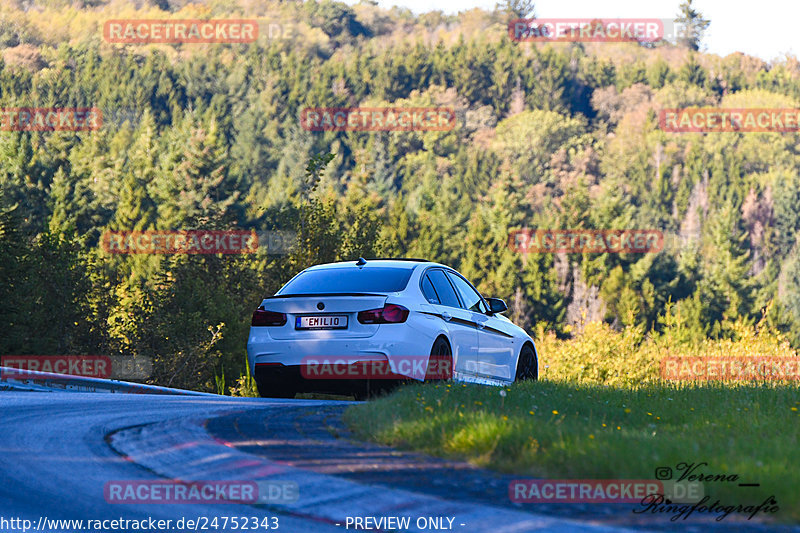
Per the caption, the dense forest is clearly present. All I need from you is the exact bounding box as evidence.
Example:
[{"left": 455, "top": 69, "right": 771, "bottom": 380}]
[{"left": 2, "top": 0, "right": 800, "bottom": 392}]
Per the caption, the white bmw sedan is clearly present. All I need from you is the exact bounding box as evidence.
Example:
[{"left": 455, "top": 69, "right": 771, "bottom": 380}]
[{"left": 246, "top": 258, "right": 538, "bottom": 398}]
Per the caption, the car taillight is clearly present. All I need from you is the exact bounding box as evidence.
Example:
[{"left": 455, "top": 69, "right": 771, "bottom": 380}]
[
  {"left": 357, "top": 304, "right": 409, "bottom": 324},
  {"left": 251, "top": 306, "right": 287, "bottom": 327}
]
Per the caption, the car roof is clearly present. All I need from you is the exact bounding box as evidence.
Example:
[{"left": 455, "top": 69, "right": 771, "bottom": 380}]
[{"left": 304, "top": 258, "right": 446, "bottom": 271}]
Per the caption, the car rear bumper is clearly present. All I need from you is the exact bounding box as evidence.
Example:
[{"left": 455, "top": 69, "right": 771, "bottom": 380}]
[
  {"left": 253, "top": 362, "right": 409, "bottom": 396},
  {"left": 247, "top": 326, "right": 438, "bottom": 382}
]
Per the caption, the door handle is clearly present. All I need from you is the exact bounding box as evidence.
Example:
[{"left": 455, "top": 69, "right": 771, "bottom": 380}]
[{"left": 441, "top": 312, "right": 452, "bottom": 321}]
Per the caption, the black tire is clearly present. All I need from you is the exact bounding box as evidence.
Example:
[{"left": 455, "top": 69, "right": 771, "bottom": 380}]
[
  {"left": 515, "top": 344, "right": 538, "bottom": 381},
  {"left": 426, "top": 337, "right": 453, "bottom": 382},
  {"left": 255, "top": 375, "right": 297, "bottom": 398}
]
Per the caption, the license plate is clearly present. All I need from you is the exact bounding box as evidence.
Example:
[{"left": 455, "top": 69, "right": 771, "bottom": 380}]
[{"left": 295, "top": 315, "right": 348, "bottom": 330}]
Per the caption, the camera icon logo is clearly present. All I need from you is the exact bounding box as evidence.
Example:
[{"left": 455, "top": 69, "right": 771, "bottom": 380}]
[{"left": 655, "top": 467, "right": 673, "bottom": 480}]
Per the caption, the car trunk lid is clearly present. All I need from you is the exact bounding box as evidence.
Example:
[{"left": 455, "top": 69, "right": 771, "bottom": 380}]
[{"left": 259, "top": 294, "right": 388, "bottom": 340}]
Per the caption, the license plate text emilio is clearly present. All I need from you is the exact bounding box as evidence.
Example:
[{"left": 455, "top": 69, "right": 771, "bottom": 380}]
[{"left": 296, "top": 316, "right": 348, "bottom": 329}]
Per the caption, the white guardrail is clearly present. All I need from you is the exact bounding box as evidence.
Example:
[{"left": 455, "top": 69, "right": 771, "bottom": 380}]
[{"left": 0, "top": 366, "right": 214, "bottom": 395}]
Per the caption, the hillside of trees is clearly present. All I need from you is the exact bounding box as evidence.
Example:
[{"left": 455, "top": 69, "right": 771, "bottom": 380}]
[{"left": 2, "top": 0, "right": 800, "bottom": 392}]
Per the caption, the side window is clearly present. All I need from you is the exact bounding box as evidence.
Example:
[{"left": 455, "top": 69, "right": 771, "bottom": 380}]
[
  {"left": 421, "top": 275, "right": 440, "bottom": 304},
  {"left": 426, "top": 269, "right": 461, "bottom": 308},
  {"left": 446, "top": 272, "right": 488, "bottom": 313}
]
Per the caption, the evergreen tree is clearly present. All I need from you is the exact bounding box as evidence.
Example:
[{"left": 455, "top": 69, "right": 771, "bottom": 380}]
[
  {"left": 151, "top": 113, "right": 239, "bottom": 229},
  {"left": 698, "top": 202, "right": 756, "bottom": 336},
  {"left": 674, "top": 0, "right": 710, "bottom": 51},
  {"left": 496, "top": 0, "right": 535, "bottom": 18},
  {"left": 773, "top": 172, "right": 800, "bottom": 258},
  {"left": 111, "top": 112, "right": 159, "bottom": 232},
  {"left": 678, "top": 54, "right": 708, "bottom": 87}
]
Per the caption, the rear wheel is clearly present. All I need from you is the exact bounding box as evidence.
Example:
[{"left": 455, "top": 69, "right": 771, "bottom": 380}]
[
  {"left": 515, "top": 344, "right": 538, "bottom": 381},
  {"left": 426, "top": 337, "right": 453, "bottom": 382}
]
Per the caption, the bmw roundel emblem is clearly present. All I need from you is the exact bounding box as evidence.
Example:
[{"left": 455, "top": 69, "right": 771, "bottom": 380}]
[{"left": 317, "top": 302, "right": 325, "bottom": 310}]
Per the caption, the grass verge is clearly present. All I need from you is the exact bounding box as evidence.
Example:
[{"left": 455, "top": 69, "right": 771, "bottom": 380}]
[{"left": 344, "top": 379, "right": 800, "bottom": 522}]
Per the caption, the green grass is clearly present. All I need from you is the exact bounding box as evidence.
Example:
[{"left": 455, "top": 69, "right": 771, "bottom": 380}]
[
  {"left": 344, "top": 379, "right": 800, "bottom": 522},
  {"left": 344, "top": 318, "right": 800, "bottom": 521}
]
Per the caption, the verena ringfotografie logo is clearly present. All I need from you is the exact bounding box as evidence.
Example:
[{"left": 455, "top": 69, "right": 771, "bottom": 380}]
[
  {"left": 509, "top": 229, "right": 663, "bottom": 254},
  {"left": 509, "top": 18, "right": 663, "bottom": 42},
  {"left": 299, "top": 355, "right": 453, "bottom": 380},
  {"left": 660, "top": 108, "right": 800, "bottom": 133},
  {"left": 639, "top": 462, "right": 777, "bottom": 522},
  {"left": 300, "top": 107, "right": 456, "bottom": 132},
  {"left": 1, "top": 355, "right": 152, "bottom": 380},
  {"left": 104, "top": 480, "right": 298, "bottom": 504},
  {"left": 510, "top": 479, "right": 703, "bottom": 504},
  {"left": 0, "top": 108, "right": 101, "bottom": 131},
  {"left": 103, "top": 20, "right": 258, "bottom": 44},
  {"left": 661, "top": 357, "right": 800, "bottom": 381}
]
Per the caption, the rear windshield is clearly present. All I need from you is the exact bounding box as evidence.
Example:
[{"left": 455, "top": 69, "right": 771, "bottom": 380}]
[{"left": 277, "top": 266, "right": 414, "bottom": 295}]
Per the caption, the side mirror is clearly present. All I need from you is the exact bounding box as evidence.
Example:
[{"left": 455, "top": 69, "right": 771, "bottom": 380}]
[{"left": 487, "top": 297, "right": 507, "bottom": 315}]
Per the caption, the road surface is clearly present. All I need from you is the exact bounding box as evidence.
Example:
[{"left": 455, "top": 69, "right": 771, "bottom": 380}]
[{"left": 1, "top": 388, "right": 796, "bottom": 532}]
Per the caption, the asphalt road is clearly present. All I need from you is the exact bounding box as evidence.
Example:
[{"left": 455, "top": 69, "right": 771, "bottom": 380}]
[
  {"left": 0, "top": 392, "right": 346, "bottom": 532},
  {"left": 1, "top": 391, "right": 797, "bottom": 533}
]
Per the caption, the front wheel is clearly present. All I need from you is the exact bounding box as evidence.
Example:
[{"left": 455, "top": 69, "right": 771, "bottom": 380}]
[{"left": 515, "top": 344, "right": 538, "bottom": 381}]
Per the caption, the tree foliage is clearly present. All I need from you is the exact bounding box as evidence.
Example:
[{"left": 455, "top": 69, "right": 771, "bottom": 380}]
[{"left": 1, "top": 0, "right": 797, "bottom": 391}]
